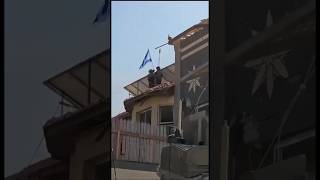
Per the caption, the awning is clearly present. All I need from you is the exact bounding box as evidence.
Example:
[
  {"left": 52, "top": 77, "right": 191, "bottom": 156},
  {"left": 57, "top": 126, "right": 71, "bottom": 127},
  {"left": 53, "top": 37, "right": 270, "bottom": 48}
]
[
  {"left": 124, "top": 63, "right": 175, "bottom": 96},
  {"left": 44, "top": 50, "right": 110, "bottom": 108}
]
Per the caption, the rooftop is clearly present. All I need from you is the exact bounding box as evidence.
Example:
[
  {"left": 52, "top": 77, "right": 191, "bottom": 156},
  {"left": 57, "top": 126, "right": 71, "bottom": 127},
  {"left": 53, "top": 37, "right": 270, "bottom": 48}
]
[
  {"left": 44, "top": 49, "right": 110, "bottom": 109},
  {"left": 124, "top": 82, "right": 175, "bottom": 112},
  {"left": 124, "top": 63, "right": 175, "bottom": 96},
  {"left": 168, "top": 18, "right": 208, "bottom": 45}
]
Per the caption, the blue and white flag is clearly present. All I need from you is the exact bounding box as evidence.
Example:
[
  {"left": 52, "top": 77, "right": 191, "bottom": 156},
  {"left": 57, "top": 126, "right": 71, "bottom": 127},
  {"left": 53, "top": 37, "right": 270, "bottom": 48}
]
[
  {"left": 139, "top": 49, "right": 153, "bottom": 69},
  {"left": 93, "top": 0, "right": 110, "bottom": 24}
]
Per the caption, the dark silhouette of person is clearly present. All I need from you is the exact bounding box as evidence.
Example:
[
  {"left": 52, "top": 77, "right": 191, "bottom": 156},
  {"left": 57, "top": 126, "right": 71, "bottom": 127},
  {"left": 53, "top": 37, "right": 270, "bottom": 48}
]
[
  {"left": 154, "top": 66, "right": 163, "bottom": 85},
  {"left": 147, "top": 69, "right": 155, "bottom": 88}
]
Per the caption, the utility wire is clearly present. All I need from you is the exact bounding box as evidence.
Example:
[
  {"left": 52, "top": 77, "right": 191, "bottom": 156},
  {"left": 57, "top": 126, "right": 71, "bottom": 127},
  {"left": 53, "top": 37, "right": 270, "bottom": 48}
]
[
  {"left": 27, "top": 136, "right": 44, "bottom": 167},
  {"left": 26, "top": 102, "right": 60, "bottom": 167}
]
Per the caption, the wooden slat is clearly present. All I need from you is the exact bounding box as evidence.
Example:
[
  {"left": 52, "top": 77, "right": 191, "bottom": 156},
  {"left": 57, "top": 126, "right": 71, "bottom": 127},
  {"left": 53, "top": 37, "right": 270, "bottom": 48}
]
[{"left": 111, "top": 118, "right": 169, "bottom": 164}]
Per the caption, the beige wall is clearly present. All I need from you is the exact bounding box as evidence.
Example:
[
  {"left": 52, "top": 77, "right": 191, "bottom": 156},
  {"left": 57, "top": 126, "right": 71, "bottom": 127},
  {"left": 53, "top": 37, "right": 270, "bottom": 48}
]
[
  {"left": 69, "top": 125, "right": 109, "bottom": 180},
  {"left": 131, "top": 95, "right": 174, "bottom": 126}
]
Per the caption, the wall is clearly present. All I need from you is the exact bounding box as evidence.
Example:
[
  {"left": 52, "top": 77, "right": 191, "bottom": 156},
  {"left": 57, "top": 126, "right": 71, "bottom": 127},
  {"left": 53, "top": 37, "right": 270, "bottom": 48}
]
[
  {"left": 131, "top": 95, "right": 174, "bottom": 126},
  {"left": 69, "top": 125, "right": 109, "bottom": 180}
]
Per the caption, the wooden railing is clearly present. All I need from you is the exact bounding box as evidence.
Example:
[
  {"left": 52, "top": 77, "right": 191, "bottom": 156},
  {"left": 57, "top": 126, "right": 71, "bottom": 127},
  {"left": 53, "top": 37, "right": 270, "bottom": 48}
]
[{"left": 111, "top": 119, "right": 169, "bottom": 164}]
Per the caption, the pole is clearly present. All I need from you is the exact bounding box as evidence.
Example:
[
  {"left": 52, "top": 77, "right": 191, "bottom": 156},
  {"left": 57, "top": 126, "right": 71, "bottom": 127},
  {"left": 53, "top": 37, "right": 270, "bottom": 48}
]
[
  {"left": 210, "top": 0, "right": 226, "bottom": 179},
  {"left": 155, "top": 42, "right": 168, "bottom": 50},
  {"left": 151, "top": 59, "right": 155, "bottom": 69},
  {"left": 155, "top": 42, "right": 168, "bottom": 68},
  {"left": 178, "top": 99, "right": 182, "bottom": 134},
  {"left": 158, "top": 48, "right": 161, "bottom": 67}
]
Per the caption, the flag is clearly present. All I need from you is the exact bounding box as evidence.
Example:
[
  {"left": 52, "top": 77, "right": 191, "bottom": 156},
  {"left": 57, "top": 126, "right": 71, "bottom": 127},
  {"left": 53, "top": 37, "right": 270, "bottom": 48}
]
[
  {"left": 93, "top": 0, "right": 110, "bottom": 24},
  {"left": 139, "top": 49, "right": 152, "bottom": 69}
]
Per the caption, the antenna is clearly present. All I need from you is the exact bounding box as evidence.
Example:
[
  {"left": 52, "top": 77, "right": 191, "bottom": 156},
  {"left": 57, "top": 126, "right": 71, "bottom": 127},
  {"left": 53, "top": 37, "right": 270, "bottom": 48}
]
[
  {"left": 155, "top": 42, "right": 168, "bottom": 68},
  {"left": 158, "top": 48, "right": 161, "bottom": 67}
]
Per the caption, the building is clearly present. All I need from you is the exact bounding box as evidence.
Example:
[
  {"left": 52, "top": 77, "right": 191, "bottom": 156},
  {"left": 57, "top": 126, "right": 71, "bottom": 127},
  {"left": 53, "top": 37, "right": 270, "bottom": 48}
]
[
  {"left": 110, "top": 65, "right": 175, "bottom": 179},
  {"left": 43, "top": 50, "right": 111, "bottom": 180},
  {"left": 6, "top": 50, "right": 111, "bottom": 180},
  {"left": 111, "top": 19, "right": 210, "bottom": 179},
  {"left": 169, "top": 18, "right": 209, "bottom": 145},
  {"left": 5, "top": 158, "right": 68, "bottom": 180},
  {"left": 123, "top": 64, "right": 175, "bottom": 126},
  {"left": 211, "top": 0, "right": 315, "bottom": 179}
]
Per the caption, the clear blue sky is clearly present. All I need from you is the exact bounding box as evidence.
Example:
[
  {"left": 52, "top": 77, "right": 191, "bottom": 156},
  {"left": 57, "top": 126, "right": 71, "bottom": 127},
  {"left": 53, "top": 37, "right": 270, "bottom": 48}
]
[{"left": 112, "top": 1, "right": 208, "bottom": 117}]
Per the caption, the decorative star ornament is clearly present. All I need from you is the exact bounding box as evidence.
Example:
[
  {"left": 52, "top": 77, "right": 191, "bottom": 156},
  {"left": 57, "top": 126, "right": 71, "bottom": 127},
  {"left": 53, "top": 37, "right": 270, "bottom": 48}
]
[
  {"left": 187, "top": 77, "right": 201, "bottom": 93},
  {"left": 186, "top": 65, "right": 201, "bottom": 94},
  {"left": 245, "top": 50, "right": 290, "bottom": 99},
  {"left": 251, "top": 10, "right": 274, "bottom": 37}
]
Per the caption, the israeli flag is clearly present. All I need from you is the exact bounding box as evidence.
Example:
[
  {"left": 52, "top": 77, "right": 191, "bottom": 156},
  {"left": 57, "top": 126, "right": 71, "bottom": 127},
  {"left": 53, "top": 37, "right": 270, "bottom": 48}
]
[
  {"left": 139, "top": 49, "right": 153, "bottom": 69},
  {"left": 93, "top": 0, "right": 110, "bottom": 24}
]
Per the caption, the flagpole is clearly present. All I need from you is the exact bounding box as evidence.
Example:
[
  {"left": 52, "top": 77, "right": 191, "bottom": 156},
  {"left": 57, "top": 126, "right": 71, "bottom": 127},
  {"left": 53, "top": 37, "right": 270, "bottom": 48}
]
[
  {"left": 155, "top": 42, "right": 168, "bottom": 68},
  {"left": 158, "top": 49, "right": 161, "bottom": 67},
  {"left": 155, "top": 42, "right": 168, "bottom": 49},
  {"left": 151, "top": 60, "right": 155, "bottom": 69},
  {"left": 150, "top": 49, "right": 155, "bottom": 69}
]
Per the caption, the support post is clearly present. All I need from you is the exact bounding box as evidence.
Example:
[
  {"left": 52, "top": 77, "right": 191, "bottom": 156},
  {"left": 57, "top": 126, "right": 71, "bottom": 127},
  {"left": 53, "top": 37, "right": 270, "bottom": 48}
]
[
  {"left": 210, "top": 0, "right": 227, "bottom": 179},
  {"left": 116, "top": 130, "right": 121, "bottom": 160},
  {"left": 173, "top": 41, "right": 181, "bottom": 131}
]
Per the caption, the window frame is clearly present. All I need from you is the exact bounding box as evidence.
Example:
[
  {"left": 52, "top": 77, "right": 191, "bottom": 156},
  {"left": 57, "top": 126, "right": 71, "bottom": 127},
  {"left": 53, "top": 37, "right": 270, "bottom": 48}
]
[
  {"left": 136, "top": 107, "right": 152, "bottom": 124},
  {"left": 159, "top": 105, "right": 174, "bottom": 125}
]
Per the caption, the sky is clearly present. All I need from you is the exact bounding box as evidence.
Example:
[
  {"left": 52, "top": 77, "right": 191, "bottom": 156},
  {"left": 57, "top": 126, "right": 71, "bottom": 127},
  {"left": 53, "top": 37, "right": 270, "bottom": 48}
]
[
  {"left": 5, "top": 0, "right": 108, "bottom": 176},
  {"left": 111, "top": 1, "right": 208, "bottom": 117}
]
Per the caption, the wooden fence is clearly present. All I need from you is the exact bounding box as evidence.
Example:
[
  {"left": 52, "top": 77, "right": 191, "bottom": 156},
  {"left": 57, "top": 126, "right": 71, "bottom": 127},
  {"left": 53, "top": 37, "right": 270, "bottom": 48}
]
[{"left": 111, "top": 119, "right": 170, "bottom": 164}]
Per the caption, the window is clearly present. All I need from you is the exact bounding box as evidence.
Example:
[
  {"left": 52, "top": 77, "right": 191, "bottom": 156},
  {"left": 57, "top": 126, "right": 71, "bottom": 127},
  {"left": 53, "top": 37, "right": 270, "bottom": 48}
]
[
  {"left": 137, "top": 108, "right": 152, "bottom": 124},
  {"left": 159, "top": 106, "right": 173, "bottom": 124}
]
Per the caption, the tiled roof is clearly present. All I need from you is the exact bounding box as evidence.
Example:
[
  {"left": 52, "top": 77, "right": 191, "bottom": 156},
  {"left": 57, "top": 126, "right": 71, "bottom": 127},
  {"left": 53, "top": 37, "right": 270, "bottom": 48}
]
[
  {"left": 112, "top": 111, "right": 130, "bottom": 120},
  {"left": 124, "top": 82, "right": 175, "bottom": 112},
  {"left": 168, "top": 18, "right": 208, "bottom": 44},
  {"left": 44, "top": 100, "right": 107, "bottom": 128}
]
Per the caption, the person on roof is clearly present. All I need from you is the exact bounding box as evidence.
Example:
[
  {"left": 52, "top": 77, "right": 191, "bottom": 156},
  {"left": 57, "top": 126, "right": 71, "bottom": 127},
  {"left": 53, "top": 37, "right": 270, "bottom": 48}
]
[
  {"left": 147, "top": 69, "right": 155, "bottom": 88},
  {"left": 154, "top": 66, "right": 163, "bottom": 85}
]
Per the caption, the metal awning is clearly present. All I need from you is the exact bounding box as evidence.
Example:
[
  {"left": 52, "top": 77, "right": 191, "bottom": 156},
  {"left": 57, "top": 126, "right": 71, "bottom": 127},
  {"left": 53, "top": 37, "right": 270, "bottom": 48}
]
[
  {"left": 124, "top": 63, "right": 175, "bottom": 96},
  {"left": 44, "top": 50, "right": 110, "bottom": 108}
]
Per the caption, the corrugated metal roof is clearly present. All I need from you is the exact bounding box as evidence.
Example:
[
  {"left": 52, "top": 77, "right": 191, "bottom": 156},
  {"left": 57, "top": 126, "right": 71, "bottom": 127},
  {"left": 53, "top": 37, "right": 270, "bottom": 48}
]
[{"left": 44, "top": 50, "right": 110, "bottom": 108}]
